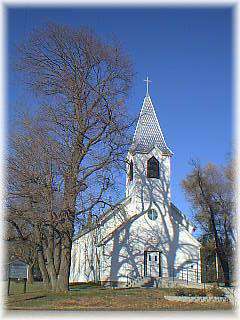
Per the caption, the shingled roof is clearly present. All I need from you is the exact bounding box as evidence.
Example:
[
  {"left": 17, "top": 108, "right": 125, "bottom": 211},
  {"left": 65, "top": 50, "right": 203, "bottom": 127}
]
[{"left": 130, "top": 93, "right": 173, "bottom": 155}]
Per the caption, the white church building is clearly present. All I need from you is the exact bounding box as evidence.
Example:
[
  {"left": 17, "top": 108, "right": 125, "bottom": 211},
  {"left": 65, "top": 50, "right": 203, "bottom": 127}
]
[{"left": 70, "top": 81, "right": 201, "bottom": 286}]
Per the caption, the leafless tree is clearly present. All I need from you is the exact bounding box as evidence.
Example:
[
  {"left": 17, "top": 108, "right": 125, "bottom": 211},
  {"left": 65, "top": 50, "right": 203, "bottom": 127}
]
[
  {"left": 182, "top": 160, "right": 236, "bottom": 286},
  {"left": 7, "top": 23, "right": 134, "bottom": 291}
]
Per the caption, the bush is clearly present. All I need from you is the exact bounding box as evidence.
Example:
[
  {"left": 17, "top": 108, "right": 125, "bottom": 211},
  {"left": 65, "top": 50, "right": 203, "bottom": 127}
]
[
  {"left": 172, "top": 285, "right": 225, "bottom": 297},
  {"left": 174, "top": 287, "right": 207, "bottom": 297},
  {"left": 206, "top": 286, "right": 225, "bottom": 297},
  {"left": 196, "top": 289, "right": 207, "bottom": 297},
  {"left": 69, "top": 281, "right": 101, "bottom": 288}
]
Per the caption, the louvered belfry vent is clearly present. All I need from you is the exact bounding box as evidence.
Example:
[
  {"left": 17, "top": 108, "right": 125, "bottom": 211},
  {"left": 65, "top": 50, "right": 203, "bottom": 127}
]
[
  {"left": 147, "top": 156, "right": 160, "bottom": 179},
  {"left": 129, "top": 160, "right": 133, "bottom": 181}
]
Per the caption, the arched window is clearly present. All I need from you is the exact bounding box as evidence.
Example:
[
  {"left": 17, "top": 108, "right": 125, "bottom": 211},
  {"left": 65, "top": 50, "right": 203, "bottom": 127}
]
[
  {"left": 147, "top": 156, "right": 159, "bottom": 178},
  {"left": 129, "top": 160, "right": 133, "bottom": 181}
]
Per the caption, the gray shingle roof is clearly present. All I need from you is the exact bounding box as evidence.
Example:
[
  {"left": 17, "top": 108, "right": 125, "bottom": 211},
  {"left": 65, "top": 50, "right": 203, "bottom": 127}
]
[{"left": 130, "top": 94, "right": 173, "bottom": 155}]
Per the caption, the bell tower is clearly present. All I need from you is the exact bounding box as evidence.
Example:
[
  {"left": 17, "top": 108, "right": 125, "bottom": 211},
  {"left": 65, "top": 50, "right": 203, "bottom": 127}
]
[{"left": 126, "top": 79, "right": 173, "bottom": 209}]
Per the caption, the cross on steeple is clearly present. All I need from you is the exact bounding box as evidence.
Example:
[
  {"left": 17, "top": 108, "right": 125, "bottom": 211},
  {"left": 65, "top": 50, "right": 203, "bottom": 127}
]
[{"left": 144, "top": 76, "right": 152, "bottom": 96}]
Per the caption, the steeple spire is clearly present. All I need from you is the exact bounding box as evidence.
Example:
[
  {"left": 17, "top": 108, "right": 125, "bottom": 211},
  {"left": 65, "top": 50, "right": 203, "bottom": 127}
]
[{"left": 130, "top": 84, "right": 173, "bottom": 156}]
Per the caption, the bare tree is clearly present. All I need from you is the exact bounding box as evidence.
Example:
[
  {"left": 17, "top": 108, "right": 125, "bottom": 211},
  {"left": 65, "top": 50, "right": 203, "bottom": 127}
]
[
  {"left": 182, "top": 160, "right": 235, "bottom": 286},
  {"left": 7, "top": 23, "right": 134, "bottom": 291}
]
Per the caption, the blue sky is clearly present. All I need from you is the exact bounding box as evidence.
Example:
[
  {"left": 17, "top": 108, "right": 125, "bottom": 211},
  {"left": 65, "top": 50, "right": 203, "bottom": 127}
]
[{"left": 7, "top": 6, "right": 233, "bottom": 220}]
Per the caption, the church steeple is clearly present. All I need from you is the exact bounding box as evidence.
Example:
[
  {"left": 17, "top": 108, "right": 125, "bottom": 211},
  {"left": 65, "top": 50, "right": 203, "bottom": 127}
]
[{"left": 130, "top": 80, "right": 173, "bottom": 156}]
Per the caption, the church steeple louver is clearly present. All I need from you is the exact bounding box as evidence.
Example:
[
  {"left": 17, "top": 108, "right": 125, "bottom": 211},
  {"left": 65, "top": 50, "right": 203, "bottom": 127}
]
[{"left": 130, "top": 78, "right": 173, "bottom": 156}]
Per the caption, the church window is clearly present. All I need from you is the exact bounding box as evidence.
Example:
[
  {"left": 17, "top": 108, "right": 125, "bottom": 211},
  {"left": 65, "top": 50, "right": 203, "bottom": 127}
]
[
  {"left": 129, "top": 160, "right": 133, "bottom": 181},
  {"left": 147, "top": 156, "right": 159, "bottom": 178},
  {"left": 148, "top": 209, "right": 158, "bottom": 221}
]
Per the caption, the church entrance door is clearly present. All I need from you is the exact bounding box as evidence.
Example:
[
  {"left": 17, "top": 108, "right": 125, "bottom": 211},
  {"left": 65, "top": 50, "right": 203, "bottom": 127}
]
[{"left": 144, "top": 251, "right": 161, "bottom": 278}]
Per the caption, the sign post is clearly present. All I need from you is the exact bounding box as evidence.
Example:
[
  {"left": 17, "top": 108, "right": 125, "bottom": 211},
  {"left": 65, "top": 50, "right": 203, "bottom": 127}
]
[
  {"left": 7, "top": 277, "right": 11, "bottom": 296},
  {"left": 23, "top": 278, "right": 27, "bottom": 293},
  {"left": 8, "top": 261, "right": 28, "bottom": 294}
]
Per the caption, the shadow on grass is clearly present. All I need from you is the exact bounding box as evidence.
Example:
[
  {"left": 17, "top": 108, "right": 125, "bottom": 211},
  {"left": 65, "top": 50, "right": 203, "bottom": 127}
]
[
  {"left": 69, "top": 285, "right": 100, "bottom": 291},
  {"left": 24, "top": 295, "right": 47, "bottom": 301}
]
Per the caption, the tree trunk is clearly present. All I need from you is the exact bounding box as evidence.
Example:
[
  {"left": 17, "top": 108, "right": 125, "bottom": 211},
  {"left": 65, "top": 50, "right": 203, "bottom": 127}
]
[
  {"left": 37, "top": 251, "right": 50, "bottom": 288},
  {"left": 55, "top": 236, "right": 73, "bottom": 292},
  {"left": 216, "top": 249, "right": 230, "bottom": 286},
  {"left": 46, "top": 262, "right": 58, "bottom": 291},
  {"left": 222, "top": 259, "right": 230, "bottom": 287},
  {"left": 46, "top": 229, "right": 58, "bottom": 291},
  {"left": 53, "top": 173, "right": 76, "bottom": 292},
  {"left": 27, "top": 264, "right": 34, "bottom": 284},
  {"left": 54, "top": 237, "right": 61, "bottom": 275},
  {"left": 210, "top": 215, "right": 230, "bottom": 286},
  {"left": 209, "top": 212, "right": 230, "bottom": 286}
]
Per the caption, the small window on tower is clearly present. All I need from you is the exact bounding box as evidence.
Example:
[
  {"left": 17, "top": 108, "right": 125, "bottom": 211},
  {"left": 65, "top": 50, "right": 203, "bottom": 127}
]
[
  {"left": 148, "top": 209, "right": 158, "bottom": 221},
  {"left": 129, "top": 160, "right": 133, "bottom": 181},
  {"left": 147, "top": 156, "right": 159, "bottom": 178}
]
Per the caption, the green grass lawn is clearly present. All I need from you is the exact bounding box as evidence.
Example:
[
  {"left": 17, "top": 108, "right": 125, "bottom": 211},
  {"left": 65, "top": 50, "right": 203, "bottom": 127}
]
[{"left": 4, "top": 281, "right": 233, "bottom": 311}]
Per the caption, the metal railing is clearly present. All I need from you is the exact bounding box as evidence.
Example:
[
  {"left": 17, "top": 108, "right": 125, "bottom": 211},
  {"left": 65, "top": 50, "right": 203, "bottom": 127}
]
[{"left": 126, "top": 264, "right": 234, "bottom": 287}]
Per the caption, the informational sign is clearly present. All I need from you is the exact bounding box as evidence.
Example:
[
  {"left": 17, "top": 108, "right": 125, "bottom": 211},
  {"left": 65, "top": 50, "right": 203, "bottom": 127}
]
[{"left": 9, "top": 261, "right": 27, "bottom": 279}]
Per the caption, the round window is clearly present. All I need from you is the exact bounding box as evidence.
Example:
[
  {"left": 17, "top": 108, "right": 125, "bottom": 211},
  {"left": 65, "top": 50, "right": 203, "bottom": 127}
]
[{"left": 148, "top": 209, "right": 158, "bottom": 221}]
